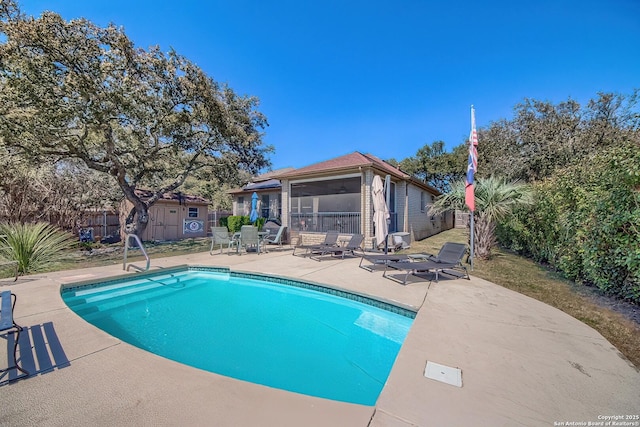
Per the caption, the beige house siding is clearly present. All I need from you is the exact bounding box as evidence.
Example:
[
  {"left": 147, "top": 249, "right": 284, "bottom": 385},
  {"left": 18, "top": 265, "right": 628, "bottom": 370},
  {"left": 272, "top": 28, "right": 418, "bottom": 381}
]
[
  {"left": 406, "top": 184, "right": 439, "bottom": 241},
  {"left": 398, "top": 181, "right": 409, "bottom": 234}
]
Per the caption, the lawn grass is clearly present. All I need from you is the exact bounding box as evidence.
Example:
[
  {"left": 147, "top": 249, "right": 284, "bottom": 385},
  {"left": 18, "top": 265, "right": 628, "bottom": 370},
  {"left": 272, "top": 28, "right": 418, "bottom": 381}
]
[
  {"left": 0, "top": 238, "right": 213, "bottom": 275},
  {"left": 407, "top": 228, "right": 640, "bottom": 369}
]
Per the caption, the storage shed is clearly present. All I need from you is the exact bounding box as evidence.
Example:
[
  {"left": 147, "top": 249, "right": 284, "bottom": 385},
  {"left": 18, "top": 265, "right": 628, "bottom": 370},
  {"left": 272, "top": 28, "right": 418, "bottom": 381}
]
[{"left": 120, "top": 190, "right": 210, "bottom": 242}]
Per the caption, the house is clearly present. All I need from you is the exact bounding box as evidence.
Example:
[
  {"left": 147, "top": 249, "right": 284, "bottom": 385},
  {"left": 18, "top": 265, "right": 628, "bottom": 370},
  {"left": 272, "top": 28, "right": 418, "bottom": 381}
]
[
  {"left": 230, "top": 152, "right": 453, "bottom": 248},
  {"left": 228, "top": 168, "right": 294, "bottom": 220},
  {"left": 120, "top": 190, "right": 210, "bottom": 241}
]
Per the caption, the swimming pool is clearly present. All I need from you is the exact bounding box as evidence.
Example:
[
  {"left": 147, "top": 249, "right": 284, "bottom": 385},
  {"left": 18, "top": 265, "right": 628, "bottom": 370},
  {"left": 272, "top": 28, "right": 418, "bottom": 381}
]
[{"left": 61, "top": 266, "right": 415, "bottom": 406}]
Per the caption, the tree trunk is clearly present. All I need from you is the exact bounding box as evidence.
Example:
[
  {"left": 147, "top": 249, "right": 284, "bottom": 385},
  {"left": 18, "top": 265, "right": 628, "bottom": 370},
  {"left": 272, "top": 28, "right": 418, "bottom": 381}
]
[
  {"left": 118, "top": 196, "right": 150, "bottom": 240},
  {"left": 474, "top": 214, "right": 496, "bottom": 259},
  {"left": 133, "top": 202, "right": 150, "bottom": 238}
]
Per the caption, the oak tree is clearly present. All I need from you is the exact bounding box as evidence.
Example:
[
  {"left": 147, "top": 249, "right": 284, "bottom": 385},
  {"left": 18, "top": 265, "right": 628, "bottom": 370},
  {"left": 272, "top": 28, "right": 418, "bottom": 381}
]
[{"left": 0, "top": 1, "right": 272, "bottom": 237}]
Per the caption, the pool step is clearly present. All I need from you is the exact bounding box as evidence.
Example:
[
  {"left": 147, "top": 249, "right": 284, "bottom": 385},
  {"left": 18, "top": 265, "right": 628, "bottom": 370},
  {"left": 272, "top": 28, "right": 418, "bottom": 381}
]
[
  {"left": 66, "top": 273, "right": 188, "bottom": 303},
  {"left": 72, "top": 277, "right": 213, "bottom": 319},
  {"left": 62, "top": 270, "right": 233, "bottom": 321},
  {"left": 66, "top": 274, "right": 208, "bottom": 307},
  {"left": 64, "top": 271, "right": 226, "bottom": 303},
  {"left": 68, "top": 271, "right": 195, "bottom": 298}
]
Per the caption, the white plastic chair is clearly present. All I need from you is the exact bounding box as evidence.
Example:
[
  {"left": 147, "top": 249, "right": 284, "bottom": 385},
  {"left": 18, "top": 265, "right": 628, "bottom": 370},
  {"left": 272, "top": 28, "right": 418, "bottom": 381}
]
[{"left": 210, "top": 227, "right": 232, "bottom": 255}]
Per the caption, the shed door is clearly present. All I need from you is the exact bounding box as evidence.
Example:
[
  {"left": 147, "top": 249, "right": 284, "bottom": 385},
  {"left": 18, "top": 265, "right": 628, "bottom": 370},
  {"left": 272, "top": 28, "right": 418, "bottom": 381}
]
[
  {"left": 150, "top": 206, "right": 178, "bottom": 241},
  {"left": 150, "top": 206, "right": 165, "bottom": 241},
  {"left": 164, "top": 208, "right": 178, "bottom": 240}
]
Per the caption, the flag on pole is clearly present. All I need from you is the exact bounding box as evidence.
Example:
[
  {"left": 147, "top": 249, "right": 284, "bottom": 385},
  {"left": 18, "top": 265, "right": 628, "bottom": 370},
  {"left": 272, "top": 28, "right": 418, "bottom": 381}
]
[{"left": 465, "top": 106, "right": 478, "bottom": 212}]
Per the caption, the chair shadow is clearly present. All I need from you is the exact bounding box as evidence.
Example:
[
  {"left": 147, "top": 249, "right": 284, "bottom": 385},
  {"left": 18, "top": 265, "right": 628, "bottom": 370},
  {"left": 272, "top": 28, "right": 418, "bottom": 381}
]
[{"left": 1, "top": 322, "right": 70, "bottom": 385}]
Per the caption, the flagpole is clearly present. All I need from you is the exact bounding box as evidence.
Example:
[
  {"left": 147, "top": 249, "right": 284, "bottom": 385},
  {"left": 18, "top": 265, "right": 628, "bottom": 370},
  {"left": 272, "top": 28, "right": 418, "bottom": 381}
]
[
  {"left": 467, "top": 105, "right": 477, "bottom": 271},
  {"left": 469, "top": 211, "right": 474, "bottom": 271}
]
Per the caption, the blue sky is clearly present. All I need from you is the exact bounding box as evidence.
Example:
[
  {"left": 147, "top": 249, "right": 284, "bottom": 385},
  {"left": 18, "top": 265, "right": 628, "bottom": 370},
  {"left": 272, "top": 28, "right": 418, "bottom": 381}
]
[{"left": 23, "top": 0, "right": 640, "bottom": 171}]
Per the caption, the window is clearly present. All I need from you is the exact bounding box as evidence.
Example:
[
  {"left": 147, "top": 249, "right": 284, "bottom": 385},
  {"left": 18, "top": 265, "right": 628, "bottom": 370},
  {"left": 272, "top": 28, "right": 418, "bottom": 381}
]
[
  {"left": 261, "top": 194, "right": 269, "bottom": 218},
  {"left": 188, "top": 207, "right": 198, "bottom": 218},
  {"left": 238, "top": 197, "right": 244, "bottom": 214},
  {"left": 277, "top": 193, "right": 282, "bottom": 218},
  {"left": 290, "top": 177, "right": 361, "bottom": 213},
  {"left": 429, "top": 195, "right": 436, "bottom": 220},
  {"left": 420, "top": 192, "right": 426, "bottom": 213}
]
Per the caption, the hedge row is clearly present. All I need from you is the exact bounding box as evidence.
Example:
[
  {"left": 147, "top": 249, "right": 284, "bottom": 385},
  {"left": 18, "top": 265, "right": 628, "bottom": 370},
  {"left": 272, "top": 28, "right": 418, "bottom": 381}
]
[
  {"left": 497, "top": 140, "right": 640, "bottom": 303},
  {"left": 218, "top": 216, "right": 265, "bottom": 233}
]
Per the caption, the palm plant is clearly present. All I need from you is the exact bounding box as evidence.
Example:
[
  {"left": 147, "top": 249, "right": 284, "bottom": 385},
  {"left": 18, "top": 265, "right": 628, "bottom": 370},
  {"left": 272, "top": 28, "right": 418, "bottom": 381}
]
[
  {"left": 429, "top": 177, "right": 533, "bottom": 259},
  {"left": 0, "top": 222, "right": 75, "bottom": 274}
]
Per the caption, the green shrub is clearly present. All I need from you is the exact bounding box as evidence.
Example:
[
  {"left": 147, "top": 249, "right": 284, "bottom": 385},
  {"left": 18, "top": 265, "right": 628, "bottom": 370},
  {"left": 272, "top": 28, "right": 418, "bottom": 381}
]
[
  {"left": 497, "top": 140, "right": 640, "bottom": 303},
  {"left": 0, "top": 222, "right": 75, "bottom": 274},
  {"left": 219, "top": 216, "right": 229, "bottom": 229},
  {"left": 226, "top": 216, "right": 251, "bottom": 233}
]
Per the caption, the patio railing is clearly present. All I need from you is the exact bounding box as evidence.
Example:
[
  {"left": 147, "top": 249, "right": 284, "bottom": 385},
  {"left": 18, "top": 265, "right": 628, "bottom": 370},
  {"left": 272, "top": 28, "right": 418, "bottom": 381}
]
[{"left": 289, "top": 212, "right": 361, "bottom": 234}]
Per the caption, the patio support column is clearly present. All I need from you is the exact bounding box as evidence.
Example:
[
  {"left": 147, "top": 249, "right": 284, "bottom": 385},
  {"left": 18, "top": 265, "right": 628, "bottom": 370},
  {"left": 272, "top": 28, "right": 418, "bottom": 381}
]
[
  {"left": 363, "top": 169, "right": 374, "bottom": 248},
  {"left": 281, "top": 179, "right": 289, "bottom": 229},
  {"left": 404, "top": 180, "right": 409, "bottom": 233}
]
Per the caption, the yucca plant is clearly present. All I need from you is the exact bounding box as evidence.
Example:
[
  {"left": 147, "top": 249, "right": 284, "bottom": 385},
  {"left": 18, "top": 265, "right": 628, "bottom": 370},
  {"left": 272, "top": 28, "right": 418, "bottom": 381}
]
[{"left": 0, "top": 222, "right": 75, "bottom": 274}]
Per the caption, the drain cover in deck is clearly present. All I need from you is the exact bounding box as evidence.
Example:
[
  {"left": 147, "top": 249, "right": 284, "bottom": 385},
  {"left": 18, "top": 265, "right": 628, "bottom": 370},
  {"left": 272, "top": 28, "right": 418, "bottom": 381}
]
[{"left": 424, "top": 361, "right": 462, "bottom": 387}]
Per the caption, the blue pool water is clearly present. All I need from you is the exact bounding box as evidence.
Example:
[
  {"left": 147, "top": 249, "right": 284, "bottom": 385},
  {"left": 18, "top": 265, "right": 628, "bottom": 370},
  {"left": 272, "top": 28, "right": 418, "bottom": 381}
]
[{"left": 61, "top": 267, "right": 414, "bottom": 405}]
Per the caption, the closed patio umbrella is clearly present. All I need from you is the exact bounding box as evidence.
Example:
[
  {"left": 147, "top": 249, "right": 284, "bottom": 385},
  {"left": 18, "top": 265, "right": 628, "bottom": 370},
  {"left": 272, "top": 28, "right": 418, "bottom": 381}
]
[
  {"left": 250, "top": 192, "right": 259, "bottom": 223},
  {"left": 372, "top": 175, "right": 389, "bottom": 251}
]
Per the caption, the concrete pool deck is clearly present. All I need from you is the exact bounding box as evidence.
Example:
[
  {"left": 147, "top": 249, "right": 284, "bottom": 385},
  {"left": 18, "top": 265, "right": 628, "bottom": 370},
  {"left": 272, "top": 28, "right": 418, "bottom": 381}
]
[{"left": 1, "top": 248, "right": 639, "bottom": 426}]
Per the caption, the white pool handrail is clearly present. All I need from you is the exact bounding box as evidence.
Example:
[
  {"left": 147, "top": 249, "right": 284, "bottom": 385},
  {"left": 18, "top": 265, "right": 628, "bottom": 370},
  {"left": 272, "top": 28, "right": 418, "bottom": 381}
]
[{"left": 123, "top": 233, "right": 150, "bottom": 272}]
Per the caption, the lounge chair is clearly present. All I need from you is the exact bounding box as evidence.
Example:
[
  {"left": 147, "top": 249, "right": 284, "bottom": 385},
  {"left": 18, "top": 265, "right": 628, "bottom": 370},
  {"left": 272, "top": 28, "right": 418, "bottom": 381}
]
[
  {"left": 210, "top": 226, "right": 233, "bottom": 255},
  {"left": 310, "top": 234, "right": 365, "bottom": 261},
  {"left": 383, "top": 242, "right": 469, "bottom": 284},
  {"left": 262, "top": 226, "right": 287, "bottom": 252},
  {"left": 1, "top": 290, "right": 29, "bottom": 378},
  {"left": 421, "top": 242, "right": 469, "bottom": 264},
  {"left": 359, "top": 253, "right": 410, "bottom": 272},
  {"left": 293, "top": 231, "right": 339, "bottom": 257}
]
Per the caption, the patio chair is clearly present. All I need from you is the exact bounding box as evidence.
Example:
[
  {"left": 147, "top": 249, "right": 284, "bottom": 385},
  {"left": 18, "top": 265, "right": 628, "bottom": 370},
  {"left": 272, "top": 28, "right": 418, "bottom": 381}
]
[
  {"left": 310, "top": 234, "right": 365, "bottom": 261},
  {"left": 262, "top": 226, "right": 287, "bottom": 252},
  {"left": 359, "top": 253, "right": 410, "bottom": 272},
  {"left": 382, "top": 242, "right": 469, "bottom": 284},
  {"left": 422, "top": 242, "right": 469, "bottom": 264},
  {"left": 210, "top": 226, "right": 233, "bottom": 255},
  {"left": 1, "top": 290, "right": 29, "bottom": 379},
  {"left": 238, "top": 225, "right": 261, "bottom": 255},
  {"left": 293, "top": 230, "right": 340, "bottom": 257}
]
